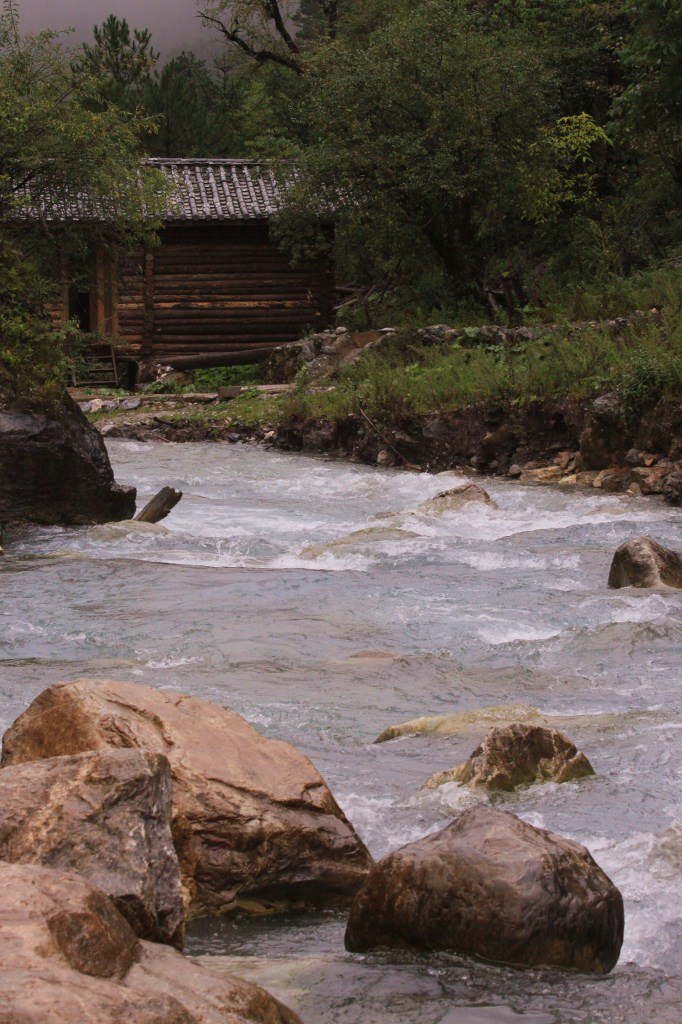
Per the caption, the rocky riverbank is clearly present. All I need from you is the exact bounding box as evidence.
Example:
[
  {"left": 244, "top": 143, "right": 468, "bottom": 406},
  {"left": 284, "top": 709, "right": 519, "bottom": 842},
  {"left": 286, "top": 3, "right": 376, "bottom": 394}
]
[{"left": 91, "top": 390, "right": 682, "bottom": 506}]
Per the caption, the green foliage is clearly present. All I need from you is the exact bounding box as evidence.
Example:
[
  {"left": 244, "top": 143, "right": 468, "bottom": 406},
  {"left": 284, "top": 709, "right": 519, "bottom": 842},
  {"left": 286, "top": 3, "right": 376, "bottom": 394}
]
[
  {"left": 0, "top": 11, "right": 169, "bottom": 407},
  {"left": 192, "top": 365, "right": 259, "bottom": 389},
  {"left": 273, "top": 0, "right": 616, "bottom": 306},
  {"left": 71, "top": 15, "right": 159, "bottom": 108}
]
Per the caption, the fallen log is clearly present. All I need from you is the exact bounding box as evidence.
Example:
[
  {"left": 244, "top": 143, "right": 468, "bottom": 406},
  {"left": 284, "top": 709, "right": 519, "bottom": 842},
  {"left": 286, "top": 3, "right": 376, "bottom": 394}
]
[
  {"left": 134, "top": 486, "right": 182, "bottom": 524},
  {"left": 163, "top": 348, "right": 274, "bottom": 370}
]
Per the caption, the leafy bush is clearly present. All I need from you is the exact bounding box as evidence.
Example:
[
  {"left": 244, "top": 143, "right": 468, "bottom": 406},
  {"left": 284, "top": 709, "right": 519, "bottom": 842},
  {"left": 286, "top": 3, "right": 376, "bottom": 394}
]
[{"left": 192, "top": 365, "right": 259, "bottom": 390}]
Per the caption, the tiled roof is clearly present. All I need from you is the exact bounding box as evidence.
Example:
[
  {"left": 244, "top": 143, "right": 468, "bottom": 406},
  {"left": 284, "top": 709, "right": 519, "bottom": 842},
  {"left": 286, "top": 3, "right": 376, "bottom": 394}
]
[
  {"left": 152, "top": 159, "right": 281, "bottom": 221},
  {"left": 12, "top": 159, "right": 285, "bottom": 223}
]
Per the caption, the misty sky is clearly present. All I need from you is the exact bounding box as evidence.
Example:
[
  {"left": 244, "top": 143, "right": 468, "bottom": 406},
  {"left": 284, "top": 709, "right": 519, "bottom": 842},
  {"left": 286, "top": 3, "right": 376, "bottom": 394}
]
[{"left": 21, "top": 1, "right": 216, "bottom": 57}]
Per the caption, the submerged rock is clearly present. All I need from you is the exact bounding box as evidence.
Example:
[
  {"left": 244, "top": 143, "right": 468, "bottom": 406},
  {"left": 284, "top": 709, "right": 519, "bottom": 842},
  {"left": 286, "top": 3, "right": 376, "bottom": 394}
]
[
  {"left": 607, "top": 536, "right": 682, "bottom": 589},
  {"left": 421, "top": 723, "right": 595, "bottom": 791},
  {"left": 0, "top": 387, "right": 135, "bottom": 525},
  {"left": 374, "top": 703, "right": 545, "bottom": 743},
  {"left": 344, "top": 805, "right": 624, "bottom": 973},
  {"left": 416, "top": 482, "right": 495, "bottom": 514},
  {"left": 301, "top": 526, "right": 418, "bottom": 559},
  {"left": 2, "top": 679, "right": 373, "bottom": 917},
  {"left": 0, "top": 862, "right": 302, "bottom": 1024},
  {"left": 0, "top": 748, "right": 184, "bottom": 947}
]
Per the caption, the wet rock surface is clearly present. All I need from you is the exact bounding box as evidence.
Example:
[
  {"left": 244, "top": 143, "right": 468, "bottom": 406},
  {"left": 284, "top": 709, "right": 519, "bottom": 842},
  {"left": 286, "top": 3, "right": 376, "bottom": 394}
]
[
  {"left": 0, "top": 862, "right": 302, "bottom": 1024},
  {"left": 608, "top": 536, "right": 682, "bottom": 589},
  {"left": 344, "top": 805, "right": 624, "bottom": 974},
  {"left": 0, "top": 748, "right": 184, "bottom": 946},
  {"left": 0, "top": 387, "right": 135, "bottom": 525},
  {"left": 2, "top": 679, "right": 373, "bottom": 917},
  {"left": 421, "top": 723, "right": 595, "bottom": 791},
  {"left": 416, "top": 482, "right": 495, "bottom": 514}
]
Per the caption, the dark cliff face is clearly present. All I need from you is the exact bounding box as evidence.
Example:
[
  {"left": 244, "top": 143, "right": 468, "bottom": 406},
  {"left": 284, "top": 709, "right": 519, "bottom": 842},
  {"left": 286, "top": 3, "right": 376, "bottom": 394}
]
[{"left": 0, "top": 388, "right": 136, "bottom": 525}]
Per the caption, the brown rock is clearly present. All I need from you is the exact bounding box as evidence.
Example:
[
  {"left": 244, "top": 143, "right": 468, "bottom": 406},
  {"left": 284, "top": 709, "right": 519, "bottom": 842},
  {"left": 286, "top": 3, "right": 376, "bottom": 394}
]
[
  {"left": 575, "top": 470, "right": 600, "bottom": 487},
  {"left": 595, "top": 468, "right": 632, "bottom": 493},
  {"left": 520, "top": 465, "right": 563, "bottom": 484},
  {"left": 421, "top": 723, "right": 595, "bottom": 791},
  {"left": 126, "top": 941, "right": 302, "bottom": 1024},
  {"left": 417, "top": 482, "right": 495, "bottom": 514},
  {"left": 0, "top": 748, "right": 184, "bottom": 946},
  {"left": 344, "top": 805, "right": 624, "bottom": 973},
  {"left": 0, "top": 966, "right": 196, "bottom": 1024},
  {"left": 632, "top": 466, "right": 667, "bottom": 494},
  {"left": 0, "top": 862, "right": 302, "bottom": 1024},
  {"left": 662, "top": 466, "right": 682, "bottom": 506},
  {"left": 2, "top": 679, "right": 372, "bottom": 917},
  {"left": 0, "top": 862, "right": 139, "bottom": 980},
  {"left": 608, "top": 536, "right": 682, "bottom": 589},
  {"left": 577, "top": 394, "right": 623, "bottom": 471}
]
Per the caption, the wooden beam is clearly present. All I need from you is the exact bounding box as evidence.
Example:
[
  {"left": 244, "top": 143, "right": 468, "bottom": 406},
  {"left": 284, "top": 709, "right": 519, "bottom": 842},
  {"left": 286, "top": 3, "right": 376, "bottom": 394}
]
[
  {"left": 135, "top": 486, "right": 183, "bottom": 524},
  {"left": 95, "top": 246, "right": 106, "bottom": 334},
  {"left": 163, "top": 349, "right": 274, "bottom": 369},
  {"left": 142, "top": 250, "right": 155, "bottom": 361}
]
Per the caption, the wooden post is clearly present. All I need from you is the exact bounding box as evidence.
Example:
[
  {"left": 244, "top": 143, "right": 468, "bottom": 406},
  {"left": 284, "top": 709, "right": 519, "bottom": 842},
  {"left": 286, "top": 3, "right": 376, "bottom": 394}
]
[
  {"left": 134, "top": 486, "right": 183, "bottom": 524},
  {"left": 59, "top": 245, "right": 70, "bottom": 324},
  {"left": 110, "top": 249, "right": 120, "bottom": 338},
  {"left": 95, "top": 246, "right": 106, "bottom": 335},
  {"left": 142, "top": 250, "right": 155, "bottom": 361}
]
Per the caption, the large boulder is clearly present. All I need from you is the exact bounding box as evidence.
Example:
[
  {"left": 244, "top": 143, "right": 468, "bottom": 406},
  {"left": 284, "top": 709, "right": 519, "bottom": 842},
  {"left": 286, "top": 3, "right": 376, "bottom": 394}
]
[
  {"left": 422, "top": 723, "right": 595, "bottom": 792},
  {"left": 0, "top": 862, "right": 302, "bottom": 1024},
  {"left": 2, "top": 679, "right": 373, "bottom": 917},
  {"left": 607, "top": 536, "right": 682, "bottom": 589},
  {"left": 0, "top": 748, "right": 184, "bottom": 946},
  {"left": 345, "top": 805, "right": 624, "bottom": 974},
  {"left": 0, "top": 387, "right": 135, "bottom": 525}
]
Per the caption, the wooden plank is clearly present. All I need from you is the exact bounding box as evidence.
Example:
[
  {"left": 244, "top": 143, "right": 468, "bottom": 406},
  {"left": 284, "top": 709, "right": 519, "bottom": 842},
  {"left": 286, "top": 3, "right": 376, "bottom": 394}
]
[{"left": 142, "top": 250, "right": 154, "bottom": 361}]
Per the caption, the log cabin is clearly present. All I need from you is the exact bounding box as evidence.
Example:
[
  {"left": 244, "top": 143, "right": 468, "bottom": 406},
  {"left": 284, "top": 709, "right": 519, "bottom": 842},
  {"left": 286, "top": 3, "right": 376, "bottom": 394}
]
[{"left": 50, "top": 159, "right": 334, "bottom": 383}]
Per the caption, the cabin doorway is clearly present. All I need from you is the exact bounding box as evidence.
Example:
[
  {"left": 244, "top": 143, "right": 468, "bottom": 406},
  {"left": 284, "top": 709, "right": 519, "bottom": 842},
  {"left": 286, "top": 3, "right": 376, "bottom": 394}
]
[{"left": 68, "top": 285, "right": 93, "bottom": 333}]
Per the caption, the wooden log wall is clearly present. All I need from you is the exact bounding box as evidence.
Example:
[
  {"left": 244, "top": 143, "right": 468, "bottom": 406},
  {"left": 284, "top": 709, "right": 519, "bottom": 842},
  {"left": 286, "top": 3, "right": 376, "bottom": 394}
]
[{"left": 117, "top": 223, "right": 333, "bottom": 366}]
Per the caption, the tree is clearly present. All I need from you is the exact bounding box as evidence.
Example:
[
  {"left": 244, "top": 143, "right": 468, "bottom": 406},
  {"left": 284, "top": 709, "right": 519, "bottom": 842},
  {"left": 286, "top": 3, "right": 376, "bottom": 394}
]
[
  {"left": 196, "top": 0, "right": 355, "bottom": 73},
  {"left": 617, "top": 0, "right": 682, "bottom": 190},
  {"left": 274, "top": 0, "right": 606, "bottom": 300},
  {"left": 71, "top": 14, "right": 159, "bottom": 107},
  {"left": 143, "top": 52, "right": 224, "bottom": 157},
  {"left": 0, "top": 9, "right": 167, "bottom": 406}
]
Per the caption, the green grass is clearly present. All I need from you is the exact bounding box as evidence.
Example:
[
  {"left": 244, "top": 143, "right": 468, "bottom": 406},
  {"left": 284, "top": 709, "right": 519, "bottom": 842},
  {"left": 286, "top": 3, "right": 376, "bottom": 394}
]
[{"left": 262, "top": 285, "right": 682, "bottom": 426}]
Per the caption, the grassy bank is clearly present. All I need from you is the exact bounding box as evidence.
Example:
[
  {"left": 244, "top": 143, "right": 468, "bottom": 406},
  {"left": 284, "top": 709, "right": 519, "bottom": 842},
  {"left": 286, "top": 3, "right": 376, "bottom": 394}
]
[{"left": 227, "top": 279, "right": 682, "bottom": 432}]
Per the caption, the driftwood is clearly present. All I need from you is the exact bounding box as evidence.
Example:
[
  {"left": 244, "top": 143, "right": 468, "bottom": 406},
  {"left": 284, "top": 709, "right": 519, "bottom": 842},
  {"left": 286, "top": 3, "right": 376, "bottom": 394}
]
[{"left": 134, "top": 486, "right": 183, "bottom": 524}]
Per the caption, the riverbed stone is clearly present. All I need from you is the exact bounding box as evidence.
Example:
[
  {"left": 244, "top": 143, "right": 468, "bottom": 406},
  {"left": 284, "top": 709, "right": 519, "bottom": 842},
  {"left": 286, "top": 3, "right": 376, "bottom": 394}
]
[
  {"left": 344, "top": 805, "right": 624, "bottom": 973},
  {"left": 607, "top": 536, "right": 682, "bottom": 589},
  {"left": 0, "top": 748, "right": 184, "bottom": 946},
  {"left": 662, "top": 466, "right": 682, "bottom": 506},
  {"left": 2, "top": 679, "right": 373, "bottom": 917},
  {"left": 374, "top": 703, "right": 546, "bottom": 743},
  {"left": 421, "top": 723, "right": 595, "bottom": 791},
  {"left": 0, "top": 862, "right": 302, "bottom": 1024},
  {"left": 416, "top": 482, "right": 495, "bottom": 514},
  {"left": 0, "top": 386, "right": 135, "bottom": 525},
  {"left": 520, "top": 465, "right": 564, "bottom": 484}
]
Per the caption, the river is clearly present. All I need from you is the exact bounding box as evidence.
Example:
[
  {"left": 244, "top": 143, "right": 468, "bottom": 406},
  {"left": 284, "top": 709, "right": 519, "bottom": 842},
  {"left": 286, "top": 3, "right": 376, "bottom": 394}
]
[{"left": 2, "top": 440, "right": 681, "bottom": 1023}]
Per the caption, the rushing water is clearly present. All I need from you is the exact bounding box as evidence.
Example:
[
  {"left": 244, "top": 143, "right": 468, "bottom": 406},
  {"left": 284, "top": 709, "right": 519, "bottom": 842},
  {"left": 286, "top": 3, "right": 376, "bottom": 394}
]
[{"left": 2, "top": 440, "right": 682, "bottom": 1023}]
